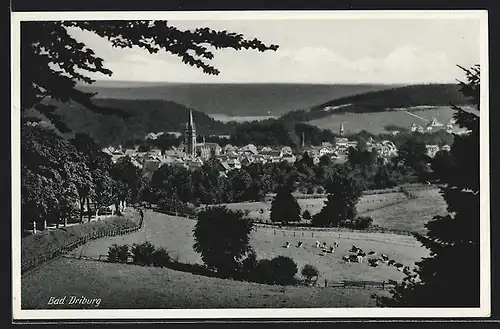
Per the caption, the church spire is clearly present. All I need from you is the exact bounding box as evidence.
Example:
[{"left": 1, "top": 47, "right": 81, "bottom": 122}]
[
  {"left": 189, "top": 110, "right": 195, "bottom": 129},
  {"left": 340, "top": 123, "right": 344, "bottom": 136}
]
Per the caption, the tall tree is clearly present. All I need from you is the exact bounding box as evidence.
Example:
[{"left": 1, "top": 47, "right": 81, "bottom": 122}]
[
  {"left": 312, "top": 170, "right": 363, "bottom": 227},
  {"left": 270, "top": 184, "right": 302, "bottom": 225},
  {"left": 376, "top": 65, "right": 481, "bottom": 307},
  {"left": 193, "top": 206, "right": 254, "bottom": 277}
]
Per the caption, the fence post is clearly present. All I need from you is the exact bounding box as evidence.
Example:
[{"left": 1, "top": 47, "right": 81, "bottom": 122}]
[
  {"left": 382, "top": 281, "right": 385, "bottom": 290},
  {"left": 293, "top": 231, "right": 295, "bottom": 237},
  {"left": 324, "top": 279, "right": 327, "bottom": 288}
]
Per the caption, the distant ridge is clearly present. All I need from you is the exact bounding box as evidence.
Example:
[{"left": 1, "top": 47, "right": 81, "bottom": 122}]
[
  {"left": 279, "top": 84, "right": 470, "bottom": 122},
  {"left": 77, "top": 81, "right": 398, "bottom": 117}
]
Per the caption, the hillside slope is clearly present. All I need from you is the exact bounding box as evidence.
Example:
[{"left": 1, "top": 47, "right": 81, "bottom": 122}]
[
  {"left": 280, "top": 84, "right": 469, "bottom": 122},
  {"left": 31, "top": 98, "right": 236, "bottom": 147},
  {"left": 77, "top": 82, "right": 396, "bottom": 117}
]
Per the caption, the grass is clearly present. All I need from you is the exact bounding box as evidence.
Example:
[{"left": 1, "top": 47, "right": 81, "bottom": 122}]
[
  {"left": 309, "top": 107, "right": 469, "bottom": 135},
  {"left": 22, "top": 210, "right": 428, "bottom": 309},
  {"left": 220, "top": 191, "right": 412, "bottom": 224},
  {"left": 21, "top": 211, "right": 140, "bottom": 270},
  {"left": 363, "top": 189, "right": 448, "bottom": 235},
  {"left": 22, "top": 258, "right": 388, "bottom": 309}
]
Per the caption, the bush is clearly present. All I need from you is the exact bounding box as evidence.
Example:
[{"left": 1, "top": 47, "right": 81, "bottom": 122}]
[
  {"left": 131, "top": 241, "right": 156, "bottom": 266},
  {"left": 240, "top": 250, "right": 258, "bottom": 276},
  {"left": 301, "top": 264, "right": 320, "bottom": 285},
  {"left": 254, "top": 256, "right": 298, "bottom": 285},
  {"left": 306, "top": 186, "right": 315, "bottom": 194},
  {"left": 302, "top": 210, "right": 312, "bottom": 221},
  {"left": 316, "top": 187, "right": 325, "bottom": 194},
  {"left": 108, "top": 244, "right": 130, "bottom": 263},
  {"left": 152, "top": 247, "right": 171, "bottom": 268}
]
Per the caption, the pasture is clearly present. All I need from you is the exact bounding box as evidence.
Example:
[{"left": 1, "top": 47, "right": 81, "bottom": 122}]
[
  {"left": 22, "top": 210, "right": 428, "bottom": 308},
  {"left": 363, "top": 189, "right": 448, "bottom": 234},
  {"left": 22, "top": 257, "right": 388, "bottom": 309},
  {"left": 309, "top": 107, "right": 470, "bottom": 135},
  {"left": 222, "top": 191, "right": 415, "bottom": 224}
]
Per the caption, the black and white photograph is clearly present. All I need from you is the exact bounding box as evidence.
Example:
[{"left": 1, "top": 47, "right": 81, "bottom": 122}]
[{"left": 11, "top": 10, "right": 490, "bottom": 320}]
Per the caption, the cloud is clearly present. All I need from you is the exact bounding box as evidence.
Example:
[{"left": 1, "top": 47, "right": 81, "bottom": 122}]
[{"left": 75, "top": 27, "right": 468, "bottom": 84}]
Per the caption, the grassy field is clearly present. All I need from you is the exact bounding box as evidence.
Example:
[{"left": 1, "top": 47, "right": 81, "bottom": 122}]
[
  {"left": 222, "top": 192, "right": 411, "bottom": 223},
  {"left": 22, "top": 210, "right": 428, "bottom": 309},
  {"left": 309, "top": 107, "right": 469, "bottom": 135},
  {"left": 22, "top": 257, "right": 388, "bottom": 309},
  {"left": 363, "top": 189, "right": 448, "bottom": 234}
]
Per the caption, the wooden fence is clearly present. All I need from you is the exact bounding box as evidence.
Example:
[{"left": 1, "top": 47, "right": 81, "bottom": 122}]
[
  {"left": 322, "top": 279, "right": 397, "bottom": 290},
  {"left": 21, "top": 212, "right": 144, "bottom": 275}
]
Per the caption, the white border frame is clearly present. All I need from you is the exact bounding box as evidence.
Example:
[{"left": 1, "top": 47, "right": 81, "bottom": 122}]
[{"left": 11, "top": 10, "right": 490, "bottom": 320}]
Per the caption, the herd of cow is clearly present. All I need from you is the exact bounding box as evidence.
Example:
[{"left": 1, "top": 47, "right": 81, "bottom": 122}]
[{"left": 282, "top": 240, "right": 411, "bottom": 274}]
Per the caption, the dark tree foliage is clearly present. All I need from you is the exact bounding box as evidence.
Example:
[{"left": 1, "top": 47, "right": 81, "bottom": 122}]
[
  {"left": 22, "top": 20, "right": 278, "bottom": 132},
  {"left": 376, "top": 65, "right": 481, "bottom": 307},
  {"left": 193, "top": 207, "right": 254, "bottom": 277},
  {"left": 270, "top": 184, "right": 302, "bottom": 224},
  {"left": 312, "top": 170, "right": 363, "bottom": 227}
]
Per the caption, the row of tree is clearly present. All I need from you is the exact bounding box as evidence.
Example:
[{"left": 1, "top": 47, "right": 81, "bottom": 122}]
[{"left": 21, "top": 124, "right": 144, "bottom": 230}]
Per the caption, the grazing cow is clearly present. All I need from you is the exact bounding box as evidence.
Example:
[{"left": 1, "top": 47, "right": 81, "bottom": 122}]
[
  {"left": 395, "top": 263, "right": 403, "bottom": 268},
  {"left": 350, "top": 245, "right": 359, "bottom": 253},
  {"left": 315, "top": 241, "right": 320, "bottom": 248},
  {"left": 358, "top": 252, "right": 366, "bottom": 257},
  {"left": 368, "top": 251, "right": 376, "bottom": 256},
  {"left": 334, "top": 241, "right": 339, "bottom": 248},
  {"left": 388, "top": 260, "right": 396, "bottom": 266},
  {"left": 322, "top": 242, "right": 327, "bottom": 249},
  {"left": 284, "top": 241, "right": 290, "bottom": 248},
  {"left": 297, "top": 242, "right": 303, "bottom": 248},
  {"left": 368, "top": 259, "right": 379, "bottom": 267},
  {"left": 356, "top": 255, "right": 363, "bottom": 263},
  {"left": 342, "top": 255, "right": 350, "bottom": 262},
  {"left": 381, "top": 254, "right": 389, "bottom": 261},
  {"left": 349, "top": 255, "right": 358, "bottom": 262},
  {"left": 328, "top": 246, "right": 335, "bottom": 253}
]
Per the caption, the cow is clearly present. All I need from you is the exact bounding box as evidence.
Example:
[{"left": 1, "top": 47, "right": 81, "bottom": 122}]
[
  {"left": 315, "top": 241, "right": 321, "bottom": 248},
  {"left": 356, "top": 255, "right": 363, "bottom": 263},
  {"left": 322, "top": 242, "right": 327, "bottom": 249},
  {"left": 284, "top": 241, "right": 290, "bottom": 248},
  {"left": 296, "top": 242, "right": 303, "bottom": 248},
  {"left": 350, "top": 245, "right": 359, "bottom": 253},
  {"left": 358, "top": 251, "right": 366, "bottom": 257},
  {"left": 328, "top": 246, "right": 335, "bottom": 253},
  {"left": 342, "top": 255, "right": 350, "bottom": 262},
  {"left": 334, "top": 241, "right": 339, "bottom": 248},
  {"left": 381, "top": 254, "right": 389, "bottom": 261},
  {"left": 368, "top": 251, "right": 376, "bottom": 256},
  {"left": 388, "top": 260, "right": 396, "bottom": 266}
]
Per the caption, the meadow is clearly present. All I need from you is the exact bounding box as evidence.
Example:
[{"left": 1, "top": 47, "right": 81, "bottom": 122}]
[
  {"left": 309, "top": 106, "right": 469, "bottom": 135},
  {"left": 22, "top": 210, "right": 429, "bottom": 309}
]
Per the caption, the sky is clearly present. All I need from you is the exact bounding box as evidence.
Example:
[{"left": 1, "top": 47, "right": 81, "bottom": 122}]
[{"left": 69, "top": 17, "right": 481, "bottom": 84}]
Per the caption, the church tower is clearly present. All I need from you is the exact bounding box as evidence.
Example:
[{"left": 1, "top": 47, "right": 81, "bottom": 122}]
[
  {"left": 184, "top": 110, "right": 197, "bottom": 156},
  {"left": 340, "top": 123, "right": 345, "bottom": 136}
]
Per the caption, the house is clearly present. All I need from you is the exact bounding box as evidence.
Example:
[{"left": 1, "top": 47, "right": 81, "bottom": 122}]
[
  {"left": 321, "top": 142, "right": 333, "bottom": 148},
  {"left": 226, "top": 158, "right": 242, "bottom": 170},
  {"left": 426, "top": 144, "right": 440, "bottom": 158},
  {"left": 223, "top": 144, "right": 237, "bottom": 154},
  {"left": 260, "top": 146, "right": 273, "bottom": 153},
  {"left": 441, "top": 144, "right": 451, "bottom": 152},
  {"left": 346, "top": 140, "right": 358, "bottom": 149},
  {"left": 280, "top": 146, "right": 293, "bottom": 157},
  {"left": 410, "top": 123, "right": 417, "bottom": 132},
  {"left": 282, "top": 154, "right": 296, "bottom": 164},
  {"left": 417, "top": 125, "right": 425, "bottom": 133},
  {"left": 319, "top": 147, "right": 334, "bottom": 157},
  {"left": 240, "top": 144, "right": 259, "bottom": 155}
]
